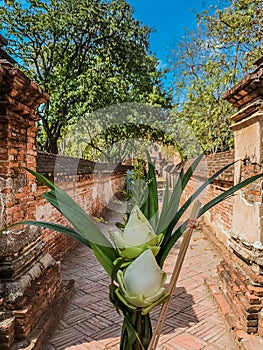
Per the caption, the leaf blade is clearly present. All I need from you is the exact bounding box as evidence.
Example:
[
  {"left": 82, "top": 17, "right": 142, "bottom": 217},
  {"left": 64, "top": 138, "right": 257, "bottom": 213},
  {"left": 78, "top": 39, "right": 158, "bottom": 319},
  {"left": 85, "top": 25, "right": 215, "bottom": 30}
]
[
  {"left": 20, "top": 220, "right": 91, "bottom": 247},
  {"left": 24, "top": 168, "right": 118, "bottom": 275}
]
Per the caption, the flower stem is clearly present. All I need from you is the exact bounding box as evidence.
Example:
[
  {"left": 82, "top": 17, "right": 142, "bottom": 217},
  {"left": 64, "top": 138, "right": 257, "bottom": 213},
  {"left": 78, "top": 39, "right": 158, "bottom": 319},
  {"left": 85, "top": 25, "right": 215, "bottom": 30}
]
[{"left": 120, "top": 309, "right": 152, "bottom": 350}]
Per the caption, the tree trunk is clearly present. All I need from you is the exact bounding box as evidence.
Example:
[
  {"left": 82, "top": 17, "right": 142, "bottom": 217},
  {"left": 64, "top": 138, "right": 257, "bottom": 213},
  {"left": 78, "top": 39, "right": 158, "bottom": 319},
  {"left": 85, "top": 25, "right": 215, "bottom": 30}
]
[{"left": 45, "top": 135, "right": 59, "bottom": 154}]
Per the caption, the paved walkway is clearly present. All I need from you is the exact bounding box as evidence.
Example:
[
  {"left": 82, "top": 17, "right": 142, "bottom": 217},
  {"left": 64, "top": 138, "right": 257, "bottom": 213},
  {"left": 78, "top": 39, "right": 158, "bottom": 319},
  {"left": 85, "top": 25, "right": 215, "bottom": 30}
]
[{"left": 45, "top": 206, "right": 240, "bottom": 350}]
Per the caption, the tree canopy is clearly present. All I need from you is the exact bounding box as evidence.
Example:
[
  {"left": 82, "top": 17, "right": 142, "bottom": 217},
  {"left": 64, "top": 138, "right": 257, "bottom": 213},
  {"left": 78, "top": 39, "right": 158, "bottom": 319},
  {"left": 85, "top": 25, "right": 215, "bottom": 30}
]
[
  {"left": 59, "top": 102, "right": 201, "bottom": 163},
  {"left": 2, "top": 0, "right": 262, "bottom": 159},
  {"left": 0, "top": 0, "right": 171, "bottom": 155},
  {"left": 169, "top": 0, "right": 263, "bottom": 155}
]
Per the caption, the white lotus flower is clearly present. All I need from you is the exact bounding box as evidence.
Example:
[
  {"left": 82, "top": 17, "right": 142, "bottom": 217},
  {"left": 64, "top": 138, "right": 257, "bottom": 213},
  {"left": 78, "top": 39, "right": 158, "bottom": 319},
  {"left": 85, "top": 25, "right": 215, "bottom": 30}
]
[
  {"left": 113, "top": 205, "right": 163, "bottom": 259},
  {"left": 115, "top": 249, "right": 168, "bottom": 314}
]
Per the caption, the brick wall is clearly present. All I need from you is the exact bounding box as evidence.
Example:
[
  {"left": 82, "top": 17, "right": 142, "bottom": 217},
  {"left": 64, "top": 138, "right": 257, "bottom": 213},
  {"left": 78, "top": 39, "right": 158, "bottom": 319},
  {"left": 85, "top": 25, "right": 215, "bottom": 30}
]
[
  {"left": 215, "top": 57, "right": 263, "bottom": 336},
  {"left": 35, "top": 152, "right": 127, "bottom": 260},
  {"left": 174, "top": 150, "right": 263, "bottom": 335},
  {"left": 0, "top": 58, "right": 128, "bottom": 349},
  {"left": 217, "top": 252, "right": 263, "bottom": 334},
  {"left": 0, "top": 59, "right": 62, "bottom": 350},
  {"left": 0, "top": 61, "right": 48, "bottom": 229},
  {"left": 239, "top": 160, "right": 262, "bottom": 205},
  {"left": 183, "top": 150, "right": 235, "bottom": 245}
]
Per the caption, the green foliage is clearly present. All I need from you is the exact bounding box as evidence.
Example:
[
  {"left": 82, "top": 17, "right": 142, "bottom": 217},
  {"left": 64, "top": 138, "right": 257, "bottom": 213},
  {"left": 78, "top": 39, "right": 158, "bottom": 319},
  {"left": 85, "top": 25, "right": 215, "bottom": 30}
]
[
  {"left": 136, "top": 156, "right": 263, "bottom": 266},
  {"left": 82, "top": 122, "right": 172, "bottom": 162},
  {"left": 22, "top": 167, "right": 118, "bottom": 275},
  {"left": 199, "top": 0, "right": 263, "bottom": 69},
  {"left": 169, "top": 0, "right": 263, "bottom": 155},
  {"left": 131, "top": 158, "right": 146, "bottom": 179},
  {"left": 58, "top": 103, "right": 180, "bottom": 162},
  {"left": 0, "top": 0, "right": 171, "bottom": 155}
]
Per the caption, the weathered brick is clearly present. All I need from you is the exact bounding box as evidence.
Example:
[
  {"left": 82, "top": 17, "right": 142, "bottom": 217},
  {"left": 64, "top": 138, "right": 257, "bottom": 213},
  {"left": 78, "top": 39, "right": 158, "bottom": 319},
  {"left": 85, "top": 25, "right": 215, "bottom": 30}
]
[
  {"left": 245, "top": 291, "right": 261, "bottom": 305},
  {"left": 0, "top": 317, "right": 15, "bottom": 348},
  {"left": 247, "top": 285, "right": 263, "bottom": 297}
]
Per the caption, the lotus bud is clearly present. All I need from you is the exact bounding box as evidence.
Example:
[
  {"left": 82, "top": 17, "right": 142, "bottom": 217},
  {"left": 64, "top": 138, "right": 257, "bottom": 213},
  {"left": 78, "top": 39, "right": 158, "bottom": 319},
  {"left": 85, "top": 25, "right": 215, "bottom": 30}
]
[
  {"left": 113, "top": 205, "right": 163, "bottom": 259},
  {"left": 115, "top": 249, "right": 168, "bottom": 314}
]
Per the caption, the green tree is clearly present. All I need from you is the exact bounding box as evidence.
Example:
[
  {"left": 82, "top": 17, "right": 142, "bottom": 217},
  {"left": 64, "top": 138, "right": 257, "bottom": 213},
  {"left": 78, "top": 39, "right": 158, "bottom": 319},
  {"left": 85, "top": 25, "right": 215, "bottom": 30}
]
[
  {"left": 60, "top": 102, "right": 179, "bottom": 162},
  {"left": 169, "top": 0, "right": 263, "bottom": 154},
  {"left": 0, "top": 0, "right": 171, "bottom": 155}
]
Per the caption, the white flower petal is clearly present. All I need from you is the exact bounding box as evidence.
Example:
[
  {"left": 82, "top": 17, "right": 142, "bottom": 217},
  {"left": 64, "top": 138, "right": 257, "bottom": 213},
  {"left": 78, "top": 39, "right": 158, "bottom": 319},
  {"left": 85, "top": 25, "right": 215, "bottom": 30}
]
[
  {"left": 122, "top": 205, "right": 156, "bottom": 246},
  {"left": 113, "top": 231, "right": 126, "bottom": 249},
  {"left": 123, "top": 249, "right": 164, "bottom": 298},
  {"left": 144, "top": 287, "right": 166, "bottom": 304}
]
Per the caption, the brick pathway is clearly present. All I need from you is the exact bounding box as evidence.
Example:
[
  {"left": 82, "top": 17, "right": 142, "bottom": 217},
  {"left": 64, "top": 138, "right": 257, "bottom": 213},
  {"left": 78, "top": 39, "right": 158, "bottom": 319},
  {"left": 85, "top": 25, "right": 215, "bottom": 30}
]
[{"left": 45, "top": 206, "right": 240, "bottom": 350}]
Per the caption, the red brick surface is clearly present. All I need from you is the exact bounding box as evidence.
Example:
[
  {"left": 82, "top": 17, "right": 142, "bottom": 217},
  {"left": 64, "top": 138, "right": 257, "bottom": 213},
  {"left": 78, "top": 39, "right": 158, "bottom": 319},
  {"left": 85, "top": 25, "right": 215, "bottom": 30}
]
[
  {"left": 182, "top": 151, "right": 235, "bottom": 245},
  {"left": 0, "top": 59, "right": 63, "bottom": 349},
  {"left": 36, "top": 171, "right": 125, "bottom": 261}
]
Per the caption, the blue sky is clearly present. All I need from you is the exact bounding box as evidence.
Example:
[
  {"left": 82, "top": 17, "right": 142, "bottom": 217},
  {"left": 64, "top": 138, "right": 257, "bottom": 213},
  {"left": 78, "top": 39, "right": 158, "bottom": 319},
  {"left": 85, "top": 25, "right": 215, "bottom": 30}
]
[
  {"left": 128, "top": 0, "right": 222, "bottom": 70},
  {"left": 1, "top": 0, "right": 224, "bottom": 87}
]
